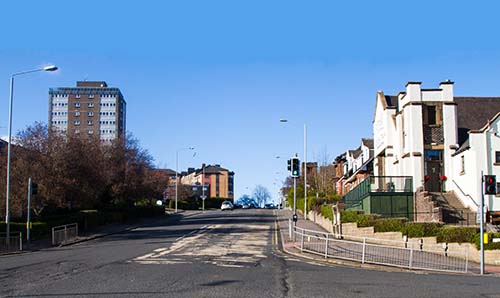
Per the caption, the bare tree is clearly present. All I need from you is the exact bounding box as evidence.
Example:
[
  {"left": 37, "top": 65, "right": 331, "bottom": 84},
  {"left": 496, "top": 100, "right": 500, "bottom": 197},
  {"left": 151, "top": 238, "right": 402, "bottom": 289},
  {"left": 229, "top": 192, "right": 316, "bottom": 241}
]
[
  {"left": 0, "top": 122, "right": 162, "bottom": 220},
  {"left": 252, "top": 185, "right": 271, "bottom": 207}
]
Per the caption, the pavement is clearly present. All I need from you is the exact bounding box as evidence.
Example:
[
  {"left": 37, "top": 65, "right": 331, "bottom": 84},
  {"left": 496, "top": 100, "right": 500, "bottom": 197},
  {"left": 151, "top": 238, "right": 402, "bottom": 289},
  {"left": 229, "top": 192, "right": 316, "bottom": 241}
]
[{"left": 275, "top": 208, "right": 500, "bottom": 276}]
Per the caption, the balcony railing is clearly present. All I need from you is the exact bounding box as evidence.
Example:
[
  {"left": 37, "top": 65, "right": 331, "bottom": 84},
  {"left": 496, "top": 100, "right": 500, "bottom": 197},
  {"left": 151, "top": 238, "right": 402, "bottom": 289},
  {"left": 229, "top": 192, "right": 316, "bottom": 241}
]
[
  {"left": 369, "top": 176, "right": 413, "bottom": 193},
  {"left": 344, "top": 176, "right": 413, "bottom": 210}
]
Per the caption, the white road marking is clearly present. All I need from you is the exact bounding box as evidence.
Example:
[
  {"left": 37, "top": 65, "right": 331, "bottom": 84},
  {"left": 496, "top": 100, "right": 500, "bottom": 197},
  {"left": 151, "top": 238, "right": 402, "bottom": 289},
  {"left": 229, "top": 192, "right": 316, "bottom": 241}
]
[{"left": 133, "top": 223, "right": 270, "bottom": 268}]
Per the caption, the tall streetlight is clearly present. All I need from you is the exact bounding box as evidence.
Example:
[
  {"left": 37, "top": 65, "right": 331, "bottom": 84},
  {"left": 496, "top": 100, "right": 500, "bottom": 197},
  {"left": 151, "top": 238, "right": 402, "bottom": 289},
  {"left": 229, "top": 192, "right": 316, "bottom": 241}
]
[
  {"left": 280, "top": 119, "right": 307, "bottom": 219},
  {"left": 5, "top": 65, "right": 58, "bottom": 241},
  {"left": 175, "top": 147, "right": 195, "bottom": 213}
]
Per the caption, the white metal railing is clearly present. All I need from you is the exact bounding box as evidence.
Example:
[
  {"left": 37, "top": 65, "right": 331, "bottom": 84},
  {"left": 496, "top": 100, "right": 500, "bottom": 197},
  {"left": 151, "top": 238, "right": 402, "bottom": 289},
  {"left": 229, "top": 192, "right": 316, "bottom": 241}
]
[
  {"left": 0, "top": 232, "right": 23, "bottom": 252},
  {"left": 52, "top": 223, "right": 78, "bottom": 245},
  {"left": 289, "top": 226, "right": 469, "bottom": 274}
]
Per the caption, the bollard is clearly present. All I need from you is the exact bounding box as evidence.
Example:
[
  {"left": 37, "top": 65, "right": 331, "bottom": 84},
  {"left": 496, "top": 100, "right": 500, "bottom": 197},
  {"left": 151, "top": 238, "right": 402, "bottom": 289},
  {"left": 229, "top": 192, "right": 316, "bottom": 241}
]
[
  {"left": 301, "top": 232, "right": 304, "bottom": 252},
  {"left": 442, "top": 242, "right": 449, "bottom": 257},
  {"left": 409, "top": 243, "right": 413, "bottom": 269},
  {"left": 361, "top": 237, "right": 366, "bottom": 264},
  {"left": 324, "top": 234, "right": 329, "bottom": 258}
]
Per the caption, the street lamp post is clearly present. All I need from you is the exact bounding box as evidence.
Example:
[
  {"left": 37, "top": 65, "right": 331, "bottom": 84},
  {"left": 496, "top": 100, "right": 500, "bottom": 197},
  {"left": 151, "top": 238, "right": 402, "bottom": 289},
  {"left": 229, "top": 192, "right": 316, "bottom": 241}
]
[
  {"left": 201, "top": 163, "right": 206, "bottom": 212},
  {"left": 175, "top": 147, "right": 195, "bottom": 213},
  {"left": 5, "top": 65, "right": 58, "bottom": 242},
  {"left": 280, "top": 119, "right": 308, "bottom": 219}
]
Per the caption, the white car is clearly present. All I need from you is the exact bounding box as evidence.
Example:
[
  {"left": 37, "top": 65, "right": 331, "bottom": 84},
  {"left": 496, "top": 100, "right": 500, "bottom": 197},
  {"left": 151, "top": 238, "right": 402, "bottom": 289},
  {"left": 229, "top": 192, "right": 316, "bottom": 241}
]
[{"left": 221, "top": 201, "right": 234, "bottom": 211}]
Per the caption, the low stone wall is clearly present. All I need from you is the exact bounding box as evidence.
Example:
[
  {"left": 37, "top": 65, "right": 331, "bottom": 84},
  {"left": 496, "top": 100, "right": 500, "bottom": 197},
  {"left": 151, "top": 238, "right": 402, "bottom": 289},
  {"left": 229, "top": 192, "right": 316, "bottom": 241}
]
[{"left": 304, "top": 210, "right": 500, "bottom": 265}]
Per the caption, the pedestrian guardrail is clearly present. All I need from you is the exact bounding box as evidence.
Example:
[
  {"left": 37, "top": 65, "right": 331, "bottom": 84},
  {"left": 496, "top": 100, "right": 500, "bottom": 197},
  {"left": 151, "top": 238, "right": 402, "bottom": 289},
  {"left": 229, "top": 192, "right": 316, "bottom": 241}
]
[
  {"left": 0, "top": 232, "right": 23, "bottom": 252},
  {"left": 287, "top": 225, "right": 469, "bottom": 274},
  {"left": 52, "top": 223, "right": 78, "bottom": 246}
]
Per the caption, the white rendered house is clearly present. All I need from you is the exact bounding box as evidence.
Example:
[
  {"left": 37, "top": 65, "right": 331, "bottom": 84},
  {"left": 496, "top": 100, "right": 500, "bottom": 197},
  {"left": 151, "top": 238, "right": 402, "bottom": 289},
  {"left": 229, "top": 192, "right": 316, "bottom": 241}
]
[{"left": 373, "top": 81, "right": 500, "bottom": 215}]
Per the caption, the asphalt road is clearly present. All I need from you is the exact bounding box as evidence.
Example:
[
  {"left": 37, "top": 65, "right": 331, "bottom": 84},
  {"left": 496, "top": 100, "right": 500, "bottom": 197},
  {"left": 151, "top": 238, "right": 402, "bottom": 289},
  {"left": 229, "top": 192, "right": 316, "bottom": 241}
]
[{"left": 1, "top": 209, "right": 500, "bottom": 298}]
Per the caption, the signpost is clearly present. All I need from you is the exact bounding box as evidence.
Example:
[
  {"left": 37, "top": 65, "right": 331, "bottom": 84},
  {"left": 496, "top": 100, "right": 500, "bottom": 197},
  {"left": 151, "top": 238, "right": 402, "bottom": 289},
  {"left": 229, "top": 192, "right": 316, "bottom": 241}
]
[{"left": 201, "top": 195, "right": 207, "bottom": 212}]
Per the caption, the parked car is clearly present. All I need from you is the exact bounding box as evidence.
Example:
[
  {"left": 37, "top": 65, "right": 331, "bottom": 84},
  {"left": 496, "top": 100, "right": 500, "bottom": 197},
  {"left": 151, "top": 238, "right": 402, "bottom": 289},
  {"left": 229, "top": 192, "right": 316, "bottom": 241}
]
[
  {"left": 220, "top": 201, "right": 234, "bottom": 211},
  {"left": 264, "top": 203, "right": 275, "bottom": 209}
]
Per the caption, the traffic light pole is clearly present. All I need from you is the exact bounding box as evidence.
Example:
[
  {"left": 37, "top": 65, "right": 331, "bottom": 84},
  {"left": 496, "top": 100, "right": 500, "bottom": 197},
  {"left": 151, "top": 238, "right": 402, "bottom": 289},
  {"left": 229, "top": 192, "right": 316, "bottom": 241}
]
[
  {"left": 293, "top": 176, "right": 297, "bottom": 226},
  {"left": 480, "top": 172, "right": 485, "bottom": 275}
]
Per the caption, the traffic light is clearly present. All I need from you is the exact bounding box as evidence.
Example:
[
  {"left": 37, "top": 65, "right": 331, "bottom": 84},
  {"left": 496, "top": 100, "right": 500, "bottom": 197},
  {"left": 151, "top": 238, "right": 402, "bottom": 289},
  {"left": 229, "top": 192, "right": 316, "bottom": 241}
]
[
  {"left": 291, "top": 157, "right": 300, "bottom": 178},
  {"left": 31, "top": 182, "right": 38, "bottom": 195},
  {"left": 484, "top": 175, "right": 497, "bottom": 195},
  {"left": 287, "top": 159, "right": 292, "bottom": 172}
]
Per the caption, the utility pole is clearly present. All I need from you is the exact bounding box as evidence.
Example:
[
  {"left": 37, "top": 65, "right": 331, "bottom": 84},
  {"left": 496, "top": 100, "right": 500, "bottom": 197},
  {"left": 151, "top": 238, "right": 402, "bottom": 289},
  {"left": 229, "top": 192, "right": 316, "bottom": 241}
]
[
  {"left": 202, "top": 163, "right": 206, "bottom": 212},
  {"left": 304, "top": 124, "right": 307, "bottom": 220},
  {"left": 27, "top": 178, "right": 32, "bottom": 243}
]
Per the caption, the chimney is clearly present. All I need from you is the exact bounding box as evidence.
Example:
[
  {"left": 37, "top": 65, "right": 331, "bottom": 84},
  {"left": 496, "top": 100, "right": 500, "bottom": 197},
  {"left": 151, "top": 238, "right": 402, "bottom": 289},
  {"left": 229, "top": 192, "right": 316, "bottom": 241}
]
[
  {"left": 405, "top": 81, "right": 422, "bottom": 101},
  {"left": 439, "top": 80, "right": 454, "bottom": 101}
]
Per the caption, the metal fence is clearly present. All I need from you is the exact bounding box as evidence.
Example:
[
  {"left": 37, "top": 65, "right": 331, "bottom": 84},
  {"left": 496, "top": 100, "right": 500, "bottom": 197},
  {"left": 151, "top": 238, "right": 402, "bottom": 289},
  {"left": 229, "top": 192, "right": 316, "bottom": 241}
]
[
  {"left": 0, "top": 232, "right": 23, "bottom": 252},
  {"left": 52, "top": 223, "right": 78, "bottom": 246},
  {"left": 288, "top": 226, "right": 469, "bottom": 274}
]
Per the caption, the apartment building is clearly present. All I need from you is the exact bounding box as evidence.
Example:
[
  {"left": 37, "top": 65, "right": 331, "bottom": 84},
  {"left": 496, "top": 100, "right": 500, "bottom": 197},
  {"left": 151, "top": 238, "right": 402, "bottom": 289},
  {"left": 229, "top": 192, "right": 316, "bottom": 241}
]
[
  {"left": 49, "top": 81, "right": 126, "bottom": 142},
  {"left": 179, "top": 164, "right": 235, "bottom": 200}
]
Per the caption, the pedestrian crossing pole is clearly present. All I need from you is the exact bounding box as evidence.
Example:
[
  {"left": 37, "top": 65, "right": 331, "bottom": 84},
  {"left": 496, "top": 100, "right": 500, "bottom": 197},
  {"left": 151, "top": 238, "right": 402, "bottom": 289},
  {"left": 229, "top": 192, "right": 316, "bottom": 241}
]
[
  {"left": 293, "top": 176, "right": 297, "bottom": 226},
  {"left": 480, "top": 172, "right": 485, "bottom": 275}
]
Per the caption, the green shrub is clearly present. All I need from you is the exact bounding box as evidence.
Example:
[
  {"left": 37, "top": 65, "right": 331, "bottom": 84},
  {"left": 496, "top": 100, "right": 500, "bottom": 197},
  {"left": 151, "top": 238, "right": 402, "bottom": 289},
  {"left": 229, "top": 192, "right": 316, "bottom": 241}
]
[
  {"left": 340, "top": 210, "right": 377, "bottom": 227},
  {"left": 436, "top": 226, "right": 477, "bottom": 244},
  {"left": 401, "top": 222, "right": 441, "bottom": 238},
  {"left": 473, "top": 232, "right": 500, "bottom": 250},
  {"left": 320, "top": 205, "right": 333, "bottom": 221},
  {"left": 373, "top": 218, "right": 407, "bottom": 233}
]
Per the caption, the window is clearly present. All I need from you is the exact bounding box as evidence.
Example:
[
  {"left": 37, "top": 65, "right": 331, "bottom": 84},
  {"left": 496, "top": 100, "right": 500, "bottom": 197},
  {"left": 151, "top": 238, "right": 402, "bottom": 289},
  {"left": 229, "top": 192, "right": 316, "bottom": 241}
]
[
  {"left": 88, "top": 103, "right": 94, "bottom": 108},
  {"left": 75, "top": 102, "right": 80, "bottom": 108},
  {"left": 74, "top": 111, "right": 80, "bottom": 117},
  {"left": 88, "top": 94, "right": 95, "bottom": 99},
  {"left": 74, "top": 129, "right": 80, "bottom": 134},
  {"left": 87, "top": 130, "right": 94, "bottom": 135},
  {"left": 427, "top": 106, "right": 437, "bottom": 125},
  {"left": 87, "top": 120, "right": 93, "bottom": 126},
  {"left": 75, "top": 94, "right": 81, "bottom": 99},
  {"left": 496, "top": 182, "right": 500, "bottom": 195},
  {"left": 496, "top": 151, "right": 500, "bottom": 164},
  {"left": 87, "top": 111, "right": 94, "bottom": 117},
  {"left": 74, "top": 120, "right": 80, "bottom": 126}
]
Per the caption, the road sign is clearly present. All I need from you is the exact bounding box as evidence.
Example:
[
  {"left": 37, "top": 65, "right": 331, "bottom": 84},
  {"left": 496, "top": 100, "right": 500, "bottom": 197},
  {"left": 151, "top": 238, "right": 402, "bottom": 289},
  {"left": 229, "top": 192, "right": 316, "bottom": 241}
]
[{"left": 201, "top": 195, "right": 207, "bottom": 200}]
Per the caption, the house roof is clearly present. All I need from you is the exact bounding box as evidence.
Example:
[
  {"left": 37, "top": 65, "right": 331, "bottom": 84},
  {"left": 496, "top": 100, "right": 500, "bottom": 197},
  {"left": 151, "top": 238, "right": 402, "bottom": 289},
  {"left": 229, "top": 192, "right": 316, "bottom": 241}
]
[
  {"left": 333, "top": 152, "right": 347, "bottom": 164},
  {"left": 348, "top": 147, "right": 362, "bottom": 159},
  {"left": 455, "top": 97, "right": 500, "bottom": 145},
  {"left": 384, "top": 95, "right": 399, "bottom": 109},
  {"left": 361, "top": 138, "right": 374, "bottom": 149},
  {"left": 197, "top": 164, "right": 234, "bottom": 175},
  {"left": 157, "top": 168, "right": 177, "bottom": 176}
]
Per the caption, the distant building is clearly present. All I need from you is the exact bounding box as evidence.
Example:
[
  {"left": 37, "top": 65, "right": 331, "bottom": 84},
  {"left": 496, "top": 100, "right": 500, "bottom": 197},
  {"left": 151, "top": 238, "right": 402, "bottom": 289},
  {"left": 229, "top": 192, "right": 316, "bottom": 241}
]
[
  {"left": 179, "top": 164, "right": 235, "bottom": 200},
  {"left": 49, "top": 81, "right": 126, "bottom": 142}
]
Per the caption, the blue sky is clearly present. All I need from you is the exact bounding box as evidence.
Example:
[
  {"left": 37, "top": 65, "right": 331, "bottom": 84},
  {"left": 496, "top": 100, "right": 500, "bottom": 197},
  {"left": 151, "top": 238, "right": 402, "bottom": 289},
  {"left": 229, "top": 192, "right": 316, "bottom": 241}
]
[{"left": 2, "top": 1, "right": 500, "bottom": 202}]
